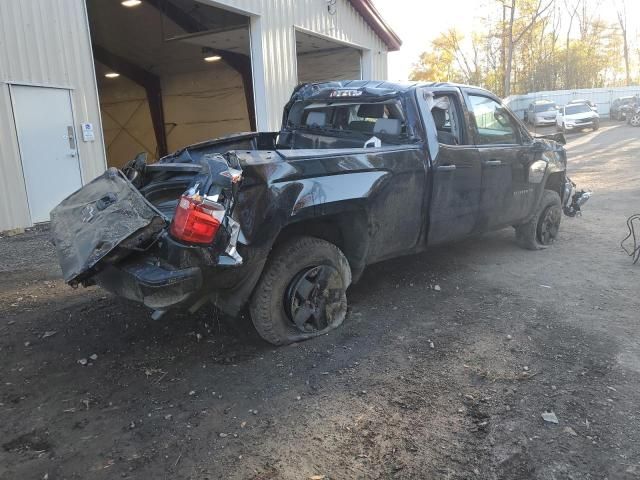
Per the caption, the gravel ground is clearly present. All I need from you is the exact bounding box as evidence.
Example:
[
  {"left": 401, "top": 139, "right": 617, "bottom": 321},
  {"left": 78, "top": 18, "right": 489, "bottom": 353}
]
[{"left": 1, "top": 121, "right": 639, "bottom": 480}]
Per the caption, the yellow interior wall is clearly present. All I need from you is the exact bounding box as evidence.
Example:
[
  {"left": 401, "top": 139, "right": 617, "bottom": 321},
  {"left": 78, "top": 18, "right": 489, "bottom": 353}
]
[
  {"left": 98, "top": 62, "right": 250, "bottom": 168},
  {"left": 297, "top": 48, "right": 362, "bottom": 84}
]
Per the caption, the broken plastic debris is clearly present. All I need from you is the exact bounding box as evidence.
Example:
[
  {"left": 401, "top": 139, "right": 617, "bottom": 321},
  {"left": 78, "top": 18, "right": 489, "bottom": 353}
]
[
  {"left": 363, "top": 136, "right": 382, "bottom": 148},
  {"left": 220, "top": 167, "right": 243, "bottom": 183},
  {"left": 541, "top": 411, "right": 559, "bottom": 424}
]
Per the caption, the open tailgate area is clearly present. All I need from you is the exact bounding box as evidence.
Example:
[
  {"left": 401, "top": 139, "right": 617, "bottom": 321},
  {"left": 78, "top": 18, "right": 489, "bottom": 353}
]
[{"left": 50, "top": 168, "right": 166, "bottom": 285}]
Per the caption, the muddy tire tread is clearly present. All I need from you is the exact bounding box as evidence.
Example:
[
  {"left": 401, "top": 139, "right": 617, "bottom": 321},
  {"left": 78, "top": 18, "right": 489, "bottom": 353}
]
[
  {"left": 249, "top": 236, "right": 351, "bottom": 346},
  {"left": 515, "top": 190, "right": 562, "bottom": 250}
]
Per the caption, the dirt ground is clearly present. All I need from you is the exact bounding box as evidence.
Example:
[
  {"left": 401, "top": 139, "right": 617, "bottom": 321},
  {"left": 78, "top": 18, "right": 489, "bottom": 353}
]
[{"left": 1, "top": 121, "right": 639, "bottom": 480}]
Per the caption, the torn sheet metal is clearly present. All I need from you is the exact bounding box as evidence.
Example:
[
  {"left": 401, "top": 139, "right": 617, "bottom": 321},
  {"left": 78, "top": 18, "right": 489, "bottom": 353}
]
[
  {"left": 50, "top": 168, "right": 166, "bottom": 285},
  {"left": 563, "top": 179, "right": 592, "bottom": 217},
  {"left": 224, "top": 217, "right": 243, "bottom": 264}
]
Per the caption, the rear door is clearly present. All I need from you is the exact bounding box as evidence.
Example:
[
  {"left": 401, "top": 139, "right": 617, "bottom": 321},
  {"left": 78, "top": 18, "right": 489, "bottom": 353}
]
[
  {"left": 465, "top": 91, "right": 534, "bottom": 230},
  {"left": 416, "top": 87, "right": 482, "bottom": 245}
]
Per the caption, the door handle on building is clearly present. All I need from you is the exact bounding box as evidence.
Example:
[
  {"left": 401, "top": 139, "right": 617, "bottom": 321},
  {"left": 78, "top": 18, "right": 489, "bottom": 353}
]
[{"left": 67, "top": 126, "right": 76, "bottom": 149}]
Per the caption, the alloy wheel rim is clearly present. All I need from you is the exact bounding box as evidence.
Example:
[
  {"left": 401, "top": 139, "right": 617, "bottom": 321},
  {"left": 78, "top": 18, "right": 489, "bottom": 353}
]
[{"left": 285, "top": 265, "right": 342, "bottom": 333}]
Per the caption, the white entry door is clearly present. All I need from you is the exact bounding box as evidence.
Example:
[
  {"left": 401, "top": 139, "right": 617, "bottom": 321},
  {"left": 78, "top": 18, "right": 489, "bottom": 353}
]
[{"left": 11, "top": 85, "right": 82, "bottom": 223}]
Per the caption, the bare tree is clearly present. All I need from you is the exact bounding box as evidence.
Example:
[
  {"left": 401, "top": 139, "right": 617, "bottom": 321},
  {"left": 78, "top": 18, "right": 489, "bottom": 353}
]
[
  {"left": 616, "top": 0, "right": 631, "bottom": 85},
  {"left": 501, "top": 0, "right": 555, "bottom": 96},
  {"left": 563, "top": 0, "right": 581, "bottom": 88}
]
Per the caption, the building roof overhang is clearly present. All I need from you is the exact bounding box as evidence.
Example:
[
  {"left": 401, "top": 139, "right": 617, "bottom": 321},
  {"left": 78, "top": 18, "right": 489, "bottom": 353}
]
[{"left": 348, "top": 0, "right": 402, "bottom": 51}]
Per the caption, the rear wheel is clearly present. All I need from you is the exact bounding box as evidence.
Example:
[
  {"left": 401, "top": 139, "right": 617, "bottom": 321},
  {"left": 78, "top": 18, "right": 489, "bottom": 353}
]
[
  {"left": 515, "top": 190, "right": 562, "bottom": 250},
  {"left": 249, "top": 236, "right": 351, "bottom": 345},
  {"left": 630, "top": 113, "right": 640, "bottom": 127}
]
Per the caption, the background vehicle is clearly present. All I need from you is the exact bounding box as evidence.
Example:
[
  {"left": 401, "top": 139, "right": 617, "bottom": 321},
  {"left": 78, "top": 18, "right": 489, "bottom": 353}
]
[
  {"left": 568, "top": 98, "right": 598, "bottom": 112},
  {"left": 626, "top": 104, "right": 640, "bottom": 127},
  {"left": 556, "top": 103, "right": 600, "bottom": 132},
  {"left": 610, "top": 96, "right": 637, "bottom": 121},
  {"left": 526, "top": 100, "right": 558, "bottom": 126},
  {"left": 51, "top": 81, "right": 577, "bottom": 346}
]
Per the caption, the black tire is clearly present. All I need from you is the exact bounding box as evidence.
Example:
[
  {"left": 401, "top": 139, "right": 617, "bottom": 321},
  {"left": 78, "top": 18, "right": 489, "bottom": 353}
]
[
  {"left": 249, "top": 236, "right": 351, "bottom": 346},
  {"left": 561, "top": 123, "right": 568, "bottom": 134},
  {"left": 593, "top": 119, "right": 599, "bottom": 130},
  {"left": 630, "top": 113, "right": 640, "bottom": 127},
  {"left": 515, "top": 190, "right": 562, "bottom": 250}
]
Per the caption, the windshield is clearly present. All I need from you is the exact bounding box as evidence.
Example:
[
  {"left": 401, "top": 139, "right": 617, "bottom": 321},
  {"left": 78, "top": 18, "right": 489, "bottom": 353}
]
[
  {"left": 285, "top": 99, "right": 409, "bottom": 144},
  {"left": 534, "top": 103, "right": 557, "bottom": 112},
  {"left": 565, "top": 104, "right": 592, "bottom": 115}
]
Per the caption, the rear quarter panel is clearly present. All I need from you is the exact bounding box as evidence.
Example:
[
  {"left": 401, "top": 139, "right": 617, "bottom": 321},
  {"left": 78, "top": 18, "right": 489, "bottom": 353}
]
[{"left": 234, "top": 146, "right": 427, "bottom": 265}]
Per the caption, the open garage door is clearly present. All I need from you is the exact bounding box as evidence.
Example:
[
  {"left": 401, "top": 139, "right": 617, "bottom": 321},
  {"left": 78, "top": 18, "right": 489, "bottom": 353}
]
[
  {"left": 296, "top": 30, "right": 362, "bottom": 84},
  {"left": 87, "top": 0, "right": 253, "bottom": 168}
]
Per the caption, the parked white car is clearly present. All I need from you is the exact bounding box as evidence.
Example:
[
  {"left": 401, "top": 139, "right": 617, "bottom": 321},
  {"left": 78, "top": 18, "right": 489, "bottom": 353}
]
[
  {"left": 556, "top": 103, "right": 600, "bottom": 132},
  {"left": 567, "top": 98, "right": 598, "bottom": 113}
]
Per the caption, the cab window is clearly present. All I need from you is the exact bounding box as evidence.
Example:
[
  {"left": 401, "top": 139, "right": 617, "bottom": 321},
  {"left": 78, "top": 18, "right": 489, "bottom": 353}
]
[{"left": 468, "top": 95, "right": 519, "bottom": 145}]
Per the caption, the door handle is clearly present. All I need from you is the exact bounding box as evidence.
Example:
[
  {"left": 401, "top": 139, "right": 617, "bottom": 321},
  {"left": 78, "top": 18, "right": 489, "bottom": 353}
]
[
  {"left": 437, "top": 165, "right": 456, "bottom": 172},
  {"left": 482, "top": 159, "right": 502, "bottom": 167},
  {"left": 67, "top": 126, "right": 76, "bottom": 149}
]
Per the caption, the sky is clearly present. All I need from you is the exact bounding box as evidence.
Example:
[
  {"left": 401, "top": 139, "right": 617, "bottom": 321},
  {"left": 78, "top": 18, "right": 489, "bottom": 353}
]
[{"left": 373, "top": 0, "right": 640, "bottom": 82}]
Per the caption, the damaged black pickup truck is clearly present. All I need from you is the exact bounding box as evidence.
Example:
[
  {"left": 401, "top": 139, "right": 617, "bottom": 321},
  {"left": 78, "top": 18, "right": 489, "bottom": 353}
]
[{"left": 51, "top": 81, "right": 587, "bottom": 345}]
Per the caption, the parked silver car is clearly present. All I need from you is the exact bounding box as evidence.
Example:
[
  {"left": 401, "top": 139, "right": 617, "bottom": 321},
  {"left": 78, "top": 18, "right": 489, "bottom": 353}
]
[{"left": 527, "top": 100, "right": 558, "bottom": 126}]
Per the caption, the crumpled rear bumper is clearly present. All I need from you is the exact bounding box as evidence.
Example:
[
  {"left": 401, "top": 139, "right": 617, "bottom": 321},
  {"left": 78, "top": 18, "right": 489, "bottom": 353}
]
[{"left": 94, "top": 257, "right": 202, "bottom": 310}]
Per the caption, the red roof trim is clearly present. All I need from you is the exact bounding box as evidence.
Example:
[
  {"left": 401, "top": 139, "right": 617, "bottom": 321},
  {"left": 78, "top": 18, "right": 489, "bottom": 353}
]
[{"left": 348, "top": 0, "right": 402, "bottom": 51}]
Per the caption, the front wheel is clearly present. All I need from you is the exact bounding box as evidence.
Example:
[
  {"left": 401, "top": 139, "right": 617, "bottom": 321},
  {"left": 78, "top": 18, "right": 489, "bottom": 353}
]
[
  {"left": 514, "top": 190, "right": 562, "bottom": 250},
  {"left": 629, "top": 113, "right": 640, "bottom": 127},
  {"left": 249, "top": 236, "right": 351, "bottom": 346},
  {"left": 593, "top": 119, "right": 599, "bottom": 130}
]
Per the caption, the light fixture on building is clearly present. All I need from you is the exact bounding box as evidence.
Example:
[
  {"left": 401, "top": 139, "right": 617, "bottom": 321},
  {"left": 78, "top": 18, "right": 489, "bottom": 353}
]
[
  {"left": 202, "top": 48, "right": 222, "bottom": 63},
  {"left": 121, "top": 0, "right": 142, "bottom": 7},
  {"left": 105, "top": 72, "right": 120, "bottom": 78}
]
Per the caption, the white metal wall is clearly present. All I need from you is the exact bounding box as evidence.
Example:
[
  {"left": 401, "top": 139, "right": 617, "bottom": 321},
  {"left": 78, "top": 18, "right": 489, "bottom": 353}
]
[
  {"left": 506, "top": 86, "right": 640, "bottom": 119},
  {"left": 0, "top": 0, "right": 390, "bottom": 231},
  {"left": 0, "top": 0, "right": 106, "bottom": 231},
  {"left": 202, "top": 0, "right": 389, "bottom": 130}
]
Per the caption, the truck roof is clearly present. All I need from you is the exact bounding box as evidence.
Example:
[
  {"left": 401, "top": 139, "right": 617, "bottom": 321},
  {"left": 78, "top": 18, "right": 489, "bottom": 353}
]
[{"left": 294, "top": 80, "right": 491, "bottom": 100}]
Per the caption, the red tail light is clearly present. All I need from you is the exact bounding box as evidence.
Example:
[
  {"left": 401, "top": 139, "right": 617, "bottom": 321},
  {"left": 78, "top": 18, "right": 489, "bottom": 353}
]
[{"left": 170, "top": 195, "right": 225, "bottom": 244}]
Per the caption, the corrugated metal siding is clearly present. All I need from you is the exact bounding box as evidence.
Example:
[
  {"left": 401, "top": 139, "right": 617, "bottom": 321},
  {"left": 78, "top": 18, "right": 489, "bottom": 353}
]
[
  {"left": 203, "top": 0, "right": 389, "bottom": 129},
  {"left": 506, "top": 86, "right": 640, "bottom": 119},
  {"left": 0, "top": 0, "right": 106, "bottom": 230}
]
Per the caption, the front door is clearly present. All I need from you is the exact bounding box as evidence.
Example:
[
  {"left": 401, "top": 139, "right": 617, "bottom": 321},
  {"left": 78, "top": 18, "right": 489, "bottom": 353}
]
[
  {"left": 466, "top": 93, "right": 530, "bottom": 230},
  {"left": 10, "top": 85, "right": 82, "bottom": 223},
  {"left": 416, "top": 88, "right": 482, "bottom": 245}
]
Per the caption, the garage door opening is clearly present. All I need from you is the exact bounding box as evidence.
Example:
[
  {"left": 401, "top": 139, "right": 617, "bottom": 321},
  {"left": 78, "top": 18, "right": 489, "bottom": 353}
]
[
  {"left": 295, "top": 30, "right": 362, "bottom": 84},
  {"left": 87, "top": 0, "right": 253, "bottom": 168}
]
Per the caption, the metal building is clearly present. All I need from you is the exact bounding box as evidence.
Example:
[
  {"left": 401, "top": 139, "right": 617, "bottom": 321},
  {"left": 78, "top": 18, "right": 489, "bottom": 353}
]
[{"left": 0, "top": 0, "right": 400, "bottom": 231}]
